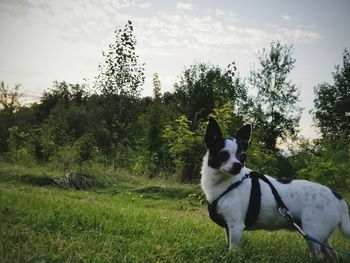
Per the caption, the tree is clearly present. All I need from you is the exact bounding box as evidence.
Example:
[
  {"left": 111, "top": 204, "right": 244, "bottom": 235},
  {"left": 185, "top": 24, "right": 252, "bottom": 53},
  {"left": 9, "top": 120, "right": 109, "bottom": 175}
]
[
  {"left": 294, "top": 136, "right": 350, "bottom": 189},
  {"left": 0, "top": 81, "right": 22, "bottom": 113},
  {"left": 0, "top": 81, "right": 23, "bottom": 153},
  {"left": 36, "top": 81, "right": 88, "bottom": 122},
  {"left": 163, "top": 115, "right": 203, "bottom": 182},
  {"left": 93, "top": 21, "right": 145, "bottom": 155},
  {"left": 95, "top": 20, "right": 145, "bottom": 98},
  {"left": 152, "top": 73, "right": 161, "bottom": 100},
  {"left": 249, "top": 41, "right": 302, "bottom": 151},
  {"left": 174, "top": 62, "right": 247, "bottom": 126},
  {"left": 313, "top": 49, "right": 350, "bottom": 140},
  {"left": 133, "top": 74, "right": 167, "bottom": 177}
]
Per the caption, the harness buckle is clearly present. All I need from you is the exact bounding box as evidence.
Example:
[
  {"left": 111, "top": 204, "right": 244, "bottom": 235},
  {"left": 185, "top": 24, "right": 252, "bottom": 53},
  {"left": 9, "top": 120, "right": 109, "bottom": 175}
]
[{"left": 279, "top": 207, "right": 292, "bottom": 221}]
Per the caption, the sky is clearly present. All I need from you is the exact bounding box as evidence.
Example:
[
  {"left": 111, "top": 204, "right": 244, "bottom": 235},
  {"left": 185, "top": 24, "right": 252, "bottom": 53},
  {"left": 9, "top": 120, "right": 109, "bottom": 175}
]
[{"left": 1, "top": 0, "right": 349, "bottom": 139}]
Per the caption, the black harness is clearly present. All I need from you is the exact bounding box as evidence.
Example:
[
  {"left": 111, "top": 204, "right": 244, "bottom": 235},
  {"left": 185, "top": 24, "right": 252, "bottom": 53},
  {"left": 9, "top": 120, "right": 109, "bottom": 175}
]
[{"left": 207, "top": 171, "right": 288, "bottom": 229}]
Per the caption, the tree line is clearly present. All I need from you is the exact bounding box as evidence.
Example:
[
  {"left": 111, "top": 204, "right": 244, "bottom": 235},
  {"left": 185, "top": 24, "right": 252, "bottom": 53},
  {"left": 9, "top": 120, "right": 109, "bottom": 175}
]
[{"left": 0, "top": 21, "right": 349, "bottom": 188}]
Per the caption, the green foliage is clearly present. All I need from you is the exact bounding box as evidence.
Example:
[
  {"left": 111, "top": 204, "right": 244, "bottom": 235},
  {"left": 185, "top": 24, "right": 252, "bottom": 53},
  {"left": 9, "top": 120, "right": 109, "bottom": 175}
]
[
  {"left": 174, "top": 62, "right": 247, "bottom": 125},
  {"left": 295, "top": 136, "right": 350, "bottom": 189},
  {"left": 130, "top": 76, "right": 171, "bottom": 177},
  {"left": 0, "top": 81, "right": 22, "bottom": 113},
  {"left": 209, "top": 102, "right": 244, "bottom": 137},
  {"left": 50, "top": 144, "right": 80, "bottom": 171},
  {"left": 29, "top": 127, "right": 56, "bottom": 162},
  {"left": 46, "top": 103, "right": 89, "bottom": 146},
  {"left": 6, "top": 126, "right": 35, "bottom": 164},
  {"left": 152, "top": 73, "right": 161, "bottom": 100},
  {"left": 37, "top": 81, "right": 88, "bottom": 121},
  {"left": 50, "top": 134, "right": 99, "bottom": 171},
  {"left": 0, "top": 81, "right": 24, "bottom": 153},
  {"left": 88, "top": 21, "right": 146, "bottom": 155},
  {"left": 163, "top": 115, "right": 204, "bottom": 182},
  {"left": 313, "top": 49, "right": 350, "bottom": 140},
  {"left": 246, "top": 137, "right": 279, "bottom": 176},
  {"left": 132, "top": 151, "right": 159, "bottom": 177},
  {"left": 74, "top": 134, "right": 98, "bottom": 162},
  {"left": 96, "top": 20, "right": 145, "bottom": 98},
  {"left": 298, "top": 156, "right": 343, "bottom": 188},
  {"left": 249, "top": 41, "right": 302, "bottom": 151}
]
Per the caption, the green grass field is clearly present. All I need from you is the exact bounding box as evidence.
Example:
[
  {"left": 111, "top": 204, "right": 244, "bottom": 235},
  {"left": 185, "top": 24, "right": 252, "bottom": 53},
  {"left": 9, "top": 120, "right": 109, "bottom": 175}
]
[{"left": 1, "top": 162, "right": 349, "bottom": 263}]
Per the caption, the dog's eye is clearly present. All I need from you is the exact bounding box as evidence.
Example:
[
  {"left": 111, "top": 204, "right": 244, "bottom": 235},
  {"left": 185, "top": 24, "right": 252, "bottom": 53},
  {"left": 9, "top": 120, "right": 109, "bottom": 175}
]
[{"left": 218, "top": 151, "right": 229, "bottom": 162}]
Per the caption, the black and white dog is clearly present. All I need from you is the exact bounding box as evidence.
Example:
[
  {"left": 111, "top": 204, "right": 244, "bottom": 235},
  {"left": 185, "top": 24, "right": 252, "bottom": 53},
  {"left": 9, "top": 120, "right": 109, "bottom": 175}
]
[{"left": 201, "top": 118, "right": 350, "bottom": 261}]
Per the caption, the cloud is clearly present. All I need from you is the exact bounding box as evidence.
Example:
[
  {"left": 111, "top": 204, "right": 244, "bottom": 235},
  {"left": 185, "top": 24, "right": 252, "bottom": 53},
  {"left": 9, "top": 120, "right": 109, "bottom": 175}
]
[
  {"left": 138, "top": 2, "right": 151, "bottom": 8},
  {"left": 214, "top": 8, "right": 226, "bottom": 16},
  {"left": 135, "top": 14, "right": 271, "bottom": 56},
  {"left": 214, "top": 8, "right": 235, "bottom": 19},
  {"left": 277, "top": 28, "right": 322, "bottom": 43},
  {"left": 176, "top": 2, "right": 193, "bottom": 11},
  {"left": 1, "top": 1, "right": 323, "bottom": 63},
  {"left": 281, "top": 15, "right": 292, "bottom": 21},
  {"left": 135, "top": 11, "right": 324, "bottom": 59}
]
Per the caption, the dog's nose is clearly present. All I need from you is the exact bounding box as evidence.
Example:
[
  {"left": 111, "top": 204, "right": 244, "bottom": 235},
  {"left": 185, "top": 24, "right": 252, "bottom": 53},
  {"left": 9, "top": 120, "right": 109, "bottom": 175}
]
[{"left": 229, "top": 162, "right": 242, "bottom": 175}]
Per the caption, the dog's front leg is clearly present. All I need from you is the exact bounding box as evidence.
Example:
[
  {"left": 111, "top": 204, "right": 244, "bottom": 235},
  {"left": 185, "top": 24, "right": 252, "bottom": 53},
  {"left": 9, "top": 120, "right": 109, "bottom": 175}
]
[{"left": 227, "top": 224, "right": 245, "bottom": 250}]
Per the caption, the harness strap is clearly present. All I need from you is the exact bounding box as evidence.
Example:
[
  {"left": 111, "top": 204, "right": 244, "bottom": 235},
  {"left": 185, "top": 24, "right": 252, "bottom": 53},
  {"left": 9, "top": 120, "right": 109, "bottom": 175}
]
[
  {"left": 207, "top": 175, "right": 247, "bottom": 228},
  {"left": 207, "top": 171, "right": 288, "bottom": 229},
  {"left": 249, "top": 171, "right": 289, "bottom": 211},
  {"left": 244, "top": 174, "right": 261, "bottom": 228}
]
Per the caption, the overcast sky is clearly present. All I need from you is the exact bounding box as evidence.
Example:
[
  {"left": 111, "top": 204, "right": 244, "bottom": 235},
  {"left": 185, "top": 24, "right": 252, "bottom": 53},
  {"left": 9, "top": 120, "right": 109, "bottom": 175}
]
[{"left": 1, "top": 0, "right": 349, "bottom": 139}]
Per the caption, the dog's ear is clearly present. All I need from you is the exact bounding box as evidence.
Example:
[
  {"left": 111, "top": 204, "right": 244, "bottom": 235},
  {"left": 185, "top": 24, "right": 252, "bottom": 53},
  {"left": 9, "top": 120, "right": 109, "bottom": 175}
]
[
  {"left": 235, "top": 124, "right": 252, "bottom": 151},
  {"left": 205, "top": 117, "right": 223, "bottom": 148}
]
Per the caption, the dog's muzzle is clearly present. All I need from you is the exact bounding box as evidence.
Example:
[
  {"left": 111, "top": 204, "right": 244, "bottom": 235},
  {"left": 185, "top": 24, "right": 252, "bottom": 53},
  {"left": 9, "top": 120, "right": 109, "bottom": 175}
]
[{"left": 229, "top": 162, "right": 242, "bottom": 175}]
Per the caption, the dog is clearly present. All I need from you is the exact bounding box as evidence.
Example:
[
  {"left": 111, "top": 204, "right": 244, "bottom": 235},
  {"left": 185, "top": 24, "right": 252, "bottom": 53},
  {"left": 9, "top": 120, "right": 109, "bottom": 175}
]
[{"left": 201, "top": 117, "right": 350, "bottom": 261}]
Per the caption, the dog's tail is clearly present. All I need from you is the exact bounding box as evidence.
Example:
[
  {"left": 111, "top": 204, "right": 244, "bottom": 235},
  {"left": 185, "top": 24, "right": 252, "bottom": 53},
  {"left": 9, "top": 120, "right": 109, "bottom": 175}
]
[{"left": 340, "top": 200, "right": 350, "bottom": 239}]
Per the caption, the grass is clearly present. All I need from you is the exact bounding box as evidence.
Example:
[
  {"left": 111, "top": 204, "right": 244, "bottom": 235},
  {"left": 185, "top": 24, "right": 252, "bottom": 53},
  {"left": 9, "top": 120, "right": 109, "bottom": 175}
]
[{"left": 1, "top": 162, "right": 350, "bottom": 263}]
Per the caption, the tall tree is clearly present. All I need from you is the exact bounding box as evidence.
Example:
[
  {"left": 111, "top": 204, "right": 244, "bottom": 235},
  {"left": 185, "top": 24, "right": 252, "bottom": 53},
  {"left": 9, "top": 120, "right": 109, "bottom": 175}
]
[
  {"left": 249, "top": 41, "right": 302, "bottom": 151},
  {"left": 313, "top": 49, "right": 350, "bottom": 140},
  {"left": 95, "top": 20, "right": 145, "bottom": 98},
  {"left": 152, "top": 73, "right": 161, "bottom": 100},
  {"left": 93, "top": 21, "right": 145, "bottom": 153},
  {"left": 134, "top": 74, "right": 167, "bottom": 176}
]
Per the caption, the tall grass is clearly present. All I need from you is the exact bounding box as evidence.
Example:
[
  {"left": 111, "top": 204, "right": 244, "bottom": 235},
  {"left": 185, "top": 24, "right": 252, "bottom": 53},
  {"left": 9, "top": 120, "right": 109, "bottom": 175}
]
[{"left": 0, "top": 162, "right": 349, "bottom": 263}]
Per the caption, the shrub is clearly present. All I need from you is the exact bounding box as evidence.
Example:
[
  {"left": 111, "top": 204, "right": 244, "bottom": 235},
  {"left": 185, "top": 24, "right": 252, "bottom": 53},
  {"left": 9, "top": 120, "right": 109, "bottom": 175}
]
[
  {"left": 294, "top": 136, "right": 350, "bottom": 190},
  {"left": 6, "top": 126, "right": 36, "bottom": 164},
  {"left": 163, "top": 115, "right": 203, "bottom": 182}
]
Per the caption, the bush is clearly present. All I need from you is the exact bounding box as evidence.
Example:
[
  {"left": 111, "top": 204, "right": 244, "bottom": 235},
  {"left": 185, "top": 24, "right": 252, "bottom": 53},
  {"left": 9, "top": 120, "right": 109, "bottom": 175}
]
[
  {"left": 297, "top": 156, "right": 344, "bottom": 188},
  {"left": 6, "top": 126, "right": 36, "bottom": 165},
  {"left": 246, "top": 138, "right": 279, "bottom": 176},
  {"left": 50, "top": 145, "right": 80, "bottom": 171},
  {"left": 163, "top": 115, "right": 204, "bottom": 182},
  {"left": 294, "top": 136, "right": 350, "bottom": 190}
]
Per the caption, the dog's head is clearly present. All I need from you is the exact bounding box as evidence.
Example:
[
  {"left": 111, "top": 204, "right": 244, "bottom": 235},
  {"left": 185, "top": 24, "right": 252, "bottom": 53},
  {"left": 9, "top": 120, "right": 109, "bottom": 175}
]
[{"left": 204, "top": 117, "right": 251, "bottom": 176}]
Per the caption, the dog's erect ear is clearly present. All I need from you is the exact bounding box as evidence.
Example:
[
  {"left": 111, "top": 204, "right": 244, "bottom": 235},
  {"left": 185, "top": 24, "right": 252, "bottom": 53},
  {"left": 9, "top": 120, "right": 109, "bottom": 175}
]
[
  {"left": 205, "top": 117, "right": 223, "bottom": 148},
  {"left": 235, "top": 124, "right": 252, "bottom": 151}
]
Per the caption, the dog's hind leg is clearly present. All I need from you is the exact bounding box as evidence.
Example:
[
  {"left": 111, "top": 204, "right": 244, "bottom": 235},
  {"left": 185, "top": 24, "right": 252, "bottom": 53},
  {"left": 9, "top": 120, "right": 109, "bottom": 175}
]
[
  {"left": 306, "top": 240, "right": 323, "bottom": 261},
  {"left": 321, "top": 238, "right": 338, "bottom": 263},
  {"left": 225, "top": 227, "right": 229, "bottom": 246},
  {"left": 227, "top": 224, "right": 245, "bottom": 250}
]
